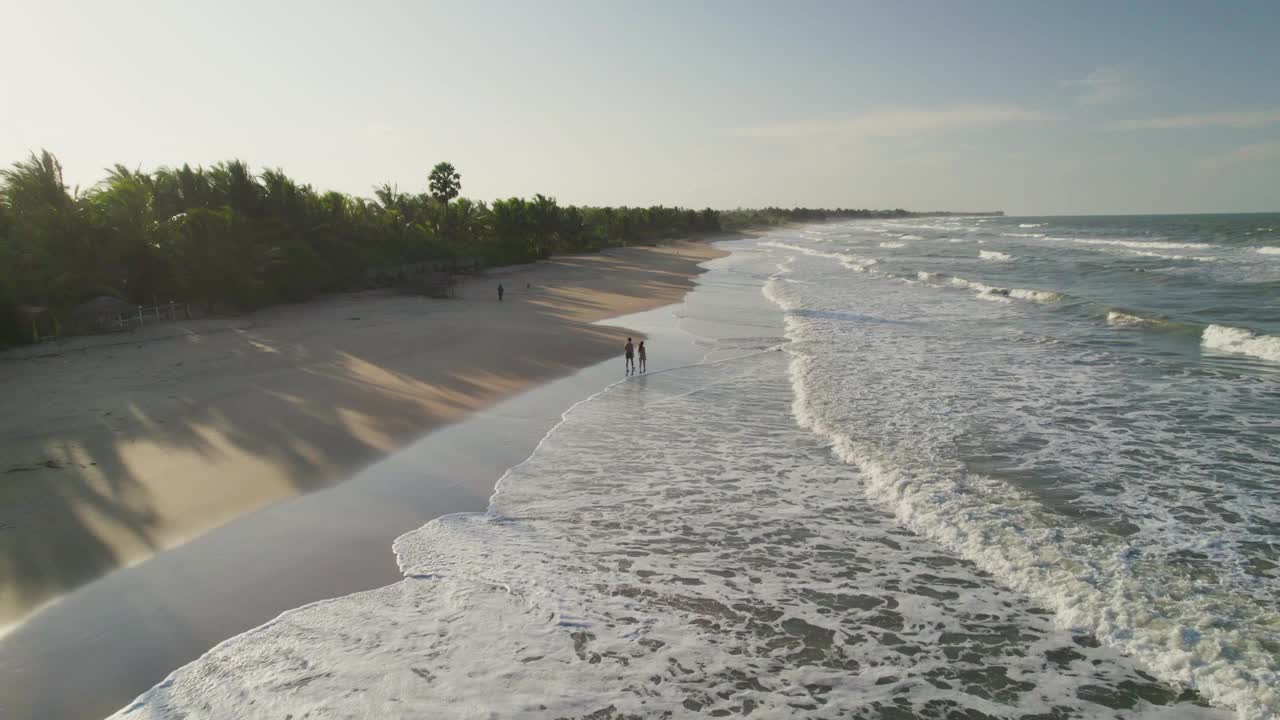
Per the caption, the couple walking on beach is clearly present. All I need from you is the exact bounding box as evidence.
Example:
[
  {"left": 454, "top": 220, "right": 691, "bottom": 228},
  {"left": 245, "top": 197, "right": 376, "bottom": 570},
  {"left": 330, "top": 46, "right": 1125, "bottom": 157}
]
[{"left": 624, "top": 337, "right": 646, "bottom": 376}]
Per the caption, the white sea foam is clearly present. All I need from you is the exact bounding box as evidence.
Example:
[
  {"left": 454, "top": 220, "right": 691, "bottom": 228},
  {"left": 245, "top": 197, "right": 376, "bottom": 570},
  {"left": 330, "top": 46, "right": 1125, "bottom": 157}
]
[
  {"left": 1128, "top": 250, "right": 1218, "bottom": 262},
  {"left": 945, "top": 276, "right": 1061, "bottom": 303},
  {"left": 764, "top": 262, "right": 1280, "bottom": 719},
  {"left": 898, "top": 234, "right": 924, "bottom": 240},
  {"left": 979, "top": 250, "right": 1013, "bottom": 262},
  {"left": 1008, "top": 288, "right": 1064, "bottom": 303},
  {"left": 879, "top": 241, "right": 907, "bottom": 248},
  {"left": 946, "top": 276, "right": 1006, "bottom": 301},
  {"left": 1071, "top": 238, "right": 1217, "bottom": 251},
  {"left": 1257, "top": 246, "right": 1280, "bottom": 255},
  {"left": 1131, "top": 249, "right": 1217, "bottom": 262},
  {"left": 879, "top": 222, "right": 968, "bottom": 233},
  {"left": 1106, "top": 311, "right": 1163, "bottom": 328},
  {"left": 761, "top": 240, "right": 877, "bottom": 272},
  {"left": 1202, "top": 324, "right": 1280, "bottom": 363},
  {"left": 1019, "top": 223, "right": 1045, "bottom": 228},
  {"left": 1066, "top": 239, "right": 1219, "bottom": 261},
  {"left": 1002, "top": 232, "right": 1046, "bottom": 238},
  {"left": 111, "top": 326, "right": 1225, "bottom": 719},
  {"left": 946, "top": 276, "right": 978, "bottom": 289}
]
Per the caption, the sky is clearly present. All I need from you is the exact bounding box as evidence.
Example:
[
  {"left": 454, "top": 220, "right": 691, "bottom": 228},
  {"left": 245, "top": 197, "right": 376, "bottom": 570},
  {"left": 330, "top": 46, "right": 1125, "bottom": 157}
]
[{"left": 2, "top": 0, "right": 1278, "bottom": 215}]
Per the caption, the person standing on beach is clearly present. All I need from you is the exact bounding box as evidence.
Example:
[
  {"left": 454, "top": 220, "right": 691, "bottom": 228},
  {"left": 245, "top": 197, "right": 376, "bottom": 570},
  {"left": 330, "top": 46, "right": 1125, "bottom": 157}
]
[
  {"left": 624, "top": 337, "right": 635, "bottom": 375},
  {"left": 497, "top": 283, "right": 504, "bottom": 302},
  {"left": 638, "top": 341, "right": 647, "bottom": 373}
]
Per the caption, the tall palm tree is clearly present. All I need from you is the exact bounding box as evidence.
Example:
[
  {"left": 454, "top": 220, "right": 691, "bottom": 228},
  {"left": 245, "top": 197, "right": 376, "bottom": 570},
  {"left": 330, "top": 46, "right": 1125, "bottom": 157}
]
[
  {"left": 374, "top": 182, "right": 410, "bottom": 218},
  {"left": 0, "top": 151, "right": 88, "bottom": 304},
  {"left": 260, "top": 167, "right": 307, "bottom": 230},
  {"left": 0, "top": 150, "right": 74, "bottom": 214},
  {"left": 208, "top": 160, "right": 262, "bottom": 218},
  {"left": 428, "top": 162, "right": 460, "bottom": 205},
  {"left": 87, "top": 168, "right": 174, "bottom": 302}
]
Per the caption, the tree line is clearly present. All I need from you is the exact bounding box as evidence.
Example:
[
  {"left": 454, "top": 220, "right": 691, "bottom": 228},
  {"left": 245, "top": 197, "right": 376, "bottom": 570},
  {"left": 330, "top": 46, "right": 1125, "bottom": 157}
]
[{"left": 0, "top": 150, "right": 951, "bottom": 345}]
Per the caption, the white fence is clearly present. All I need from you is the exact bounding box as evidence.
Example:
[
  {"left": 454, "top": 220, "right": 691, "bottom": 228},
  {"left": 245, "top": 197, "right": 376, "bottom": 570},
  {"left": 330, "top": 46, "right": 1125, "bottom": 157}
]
[{"left": 117, "top": 302, "right": 192, "bottom": 330}]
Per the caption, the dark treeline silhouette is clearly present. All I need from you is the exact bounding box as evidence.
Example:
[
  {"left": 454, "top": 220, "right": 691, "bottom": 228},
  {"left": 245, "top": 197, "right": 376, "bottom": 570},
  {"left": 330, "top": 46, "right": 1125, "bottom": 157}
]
[{"left": 0, "top": 151, "right": 997, "bottom": 346}]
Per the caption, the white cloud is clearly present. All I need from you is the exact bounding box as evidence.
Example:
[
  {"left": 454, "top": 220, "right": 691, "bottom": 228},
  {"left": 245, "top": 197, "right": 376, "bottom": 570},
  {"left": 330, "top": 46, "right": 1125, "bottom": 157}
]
[
  {"left": 730, "top": 104, "right": 1047, "bottom": 139},
  {"left": 1113, "top": 109, "right": 1280, "bottom": 130},
  {"left": 1202, "top": 139, "right": 1280, "bottom": 171},
  {"left": 1067, "top": 66, "right": 1141, "bottom": 105}
]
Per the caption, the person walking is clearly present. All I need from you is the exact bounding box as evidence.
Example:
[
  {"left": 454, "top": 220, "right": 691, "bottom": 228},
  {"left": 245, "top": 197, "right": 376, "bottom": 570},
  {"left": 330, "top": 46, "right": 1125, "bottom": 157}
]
[
  {"left": 638, "top": 340, "right": 647, "bottom": 373},
  {"left": 624, "top": 337, "right": 635, "bottom": 375},
  {"left": 497, "top": 283, "right": 505, "bottom": 302}
]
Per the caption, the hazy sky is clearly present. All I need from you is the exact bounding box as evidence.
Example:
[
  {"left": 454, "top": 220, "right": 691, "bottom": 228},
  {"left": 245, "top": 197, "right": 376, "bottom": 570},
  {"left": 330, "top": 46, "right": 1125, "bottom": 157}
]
[{"left": 3, "top": 0, "right": 1277, "bottom": 215}]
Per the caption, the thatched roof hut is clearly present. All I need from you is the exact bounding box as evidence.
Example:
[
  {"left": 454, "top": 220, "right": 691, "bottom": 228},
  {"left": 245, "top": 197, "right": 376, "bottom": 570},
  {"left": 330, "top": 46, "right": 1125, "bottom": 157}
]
[{"left": 16, "top": 305, "right": 58, "bottom": 342}]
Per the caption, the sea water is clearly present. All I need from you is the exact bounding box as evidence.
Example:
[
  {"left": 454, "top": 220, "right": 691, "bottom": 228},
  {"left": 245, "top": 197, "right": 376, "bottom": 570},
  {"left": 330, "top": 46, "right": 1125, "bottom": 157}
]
[{"left": 112, "top": 215, "right": 1278, "bottom": 719}]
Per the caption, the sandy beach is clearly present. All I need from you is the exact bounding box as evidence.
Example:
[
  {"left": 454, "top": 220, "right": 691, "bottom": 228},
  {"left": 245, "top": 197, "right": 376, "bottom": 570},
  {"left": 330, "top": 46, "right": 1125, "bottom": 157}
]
[{"left": 0, "top": 239, "right": 727, "bottom": 630}]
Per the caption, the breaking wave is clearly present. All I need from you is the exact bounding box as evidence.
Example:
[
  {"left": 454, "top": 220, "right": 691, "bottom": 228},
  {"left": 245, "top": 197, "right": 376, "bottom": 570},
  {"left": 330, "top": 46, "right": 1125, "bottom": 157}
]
[
  {"left": 760, "top": 240, "right": 877, "bottom": 272},
  {"left": 1061, "top": 238, "right": 1219, "bottom": 261},
  {"left": 1201, "top": 324, "right": 1280, "bottom": 363},
  {"left": 765, "top": 259, "right": 1280, "bottom": 719},
  {"left": 944, "top": 276, "right": 1063, "bottom": 303},
  {"left": 1106, "top": 311, "right": 1164, "bottom": 328},
  {"left": 1070, "top": 238, "right": 1217, "bottom": 252}
]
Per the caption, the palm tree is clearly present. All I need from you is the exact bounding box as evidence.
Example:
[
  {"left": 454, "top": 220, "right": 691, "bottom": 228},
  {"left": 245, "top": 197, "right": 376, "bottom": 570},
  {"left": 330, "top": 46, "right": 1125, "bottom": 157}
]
[
  {"left": 208, "top": 160, "right": 262, "bottom": 218},
  {"left": 0, "top": 148, "right": 791, "bottom": 345},
  {"left": 87, "top": 167, "right": 174, "bottom": 302},
  {"left": 374, "top": 182, "right": 409, "bottom": 217},
  {"left": 447, "top": 197, "right": 487, "bottom": 254},
  {"left": 260, "top": 167, "right": 307, "bottom": 230},
  {"left": 166, "top": 206, "right": 263, "bottom": 310},
  {"left": 0, "top": 150, "right": 73, "bottom": 212},
  {"left": 490, "top": 197, "right": 531, "bottom": 262},
  {"left": 0, "top": 150, "right": 88, "bottom": 304},
  {"left": 529, "top": 194, "right": 560, "bottom": 257},
  {"left": 428, "top": 162, "right": 461, "bottom": 205}
]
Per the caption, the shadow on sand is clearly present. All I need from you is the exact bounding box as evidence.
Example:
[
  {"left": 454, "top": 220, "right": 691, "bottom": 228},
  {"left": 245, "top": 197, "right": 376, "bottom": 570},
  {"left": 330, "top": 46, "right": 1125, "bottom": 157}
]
[{"left": 0, "top": 242, "right": 722, "bottom": 626}]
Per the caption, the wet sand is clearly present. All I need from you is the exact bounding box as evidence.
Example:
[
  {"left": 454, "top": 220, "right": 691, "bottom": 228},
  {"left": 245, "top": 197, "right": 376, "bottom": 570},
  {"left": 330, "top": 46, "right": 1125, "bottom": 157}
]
[{"left": 0, "top": 358, "right": 630, "bottom": 720}]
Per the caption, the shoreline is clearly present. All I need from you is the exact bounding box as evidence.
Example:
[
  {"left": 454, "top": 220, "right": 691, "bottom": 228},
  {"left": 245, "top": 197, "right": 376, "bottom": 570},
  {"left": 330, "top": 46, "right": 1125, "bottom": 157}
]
[
  {"left": 105, "top": 279, "right": 768, "bottom": 720},
  {"left": 1, "top": 342, "right": 687, "bottom": 720},
  {"left": 0, "top": 241, "right": 732, "bottom": 720},
  {"left": 0, "top": 238, "right": 730, "bottom": 632}
]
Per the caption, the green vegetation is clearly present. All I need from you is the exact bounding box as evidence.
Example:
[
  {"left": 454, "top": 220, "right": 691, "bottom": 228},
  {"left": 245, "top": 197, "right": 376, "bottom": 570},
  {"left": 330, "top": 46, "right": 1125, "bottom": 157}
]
[
  {"left": 0, "top": 150, "right": 977, "bottom": 346},
  {"left": 428, "top": 162, "right": 462, "bottom": 206},
  {"left": 719, "top": 207, "right": 918, "bottom": 230}
]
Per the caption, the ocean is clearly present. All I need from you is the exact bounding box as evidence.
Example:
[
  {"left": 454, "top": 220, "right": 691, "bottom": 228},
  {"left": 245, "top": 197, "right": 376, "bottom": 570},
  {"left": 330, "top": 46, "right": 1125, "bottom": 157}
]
[{"left": 113, "top": 215, "right": 1279, "bottom": 719}]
